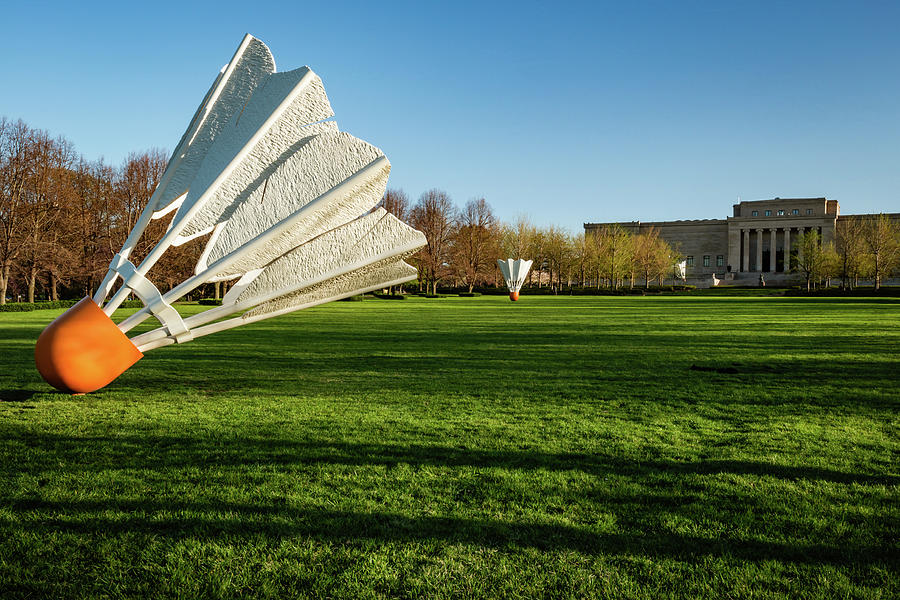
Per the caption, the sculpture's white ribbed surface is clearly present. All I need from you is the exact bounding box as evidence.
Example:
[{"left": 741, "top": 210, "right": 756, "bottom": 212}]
[
  {"left": 232, "top": 208, "right": 425, "bottom": 306},
  {"left": 175, "top": 67, "right": 334, "bottom": 240},
  {"left": 94, "top": 33, "right": 427, "bottom": 354},
  {"left": 246, "top": 258, "right": 418, "bottom": 318},
  {"left": 498, "top": 258, "right": 533, "bottom": 293},
  {"left": 205, "top": 131, "right": 384, "bottom": 266},
  {"left": 177, "top": 120, "right": 339, "bottom": 247},
  {"left": 155, "top": 36, "right": 275, "bottom": 213}
]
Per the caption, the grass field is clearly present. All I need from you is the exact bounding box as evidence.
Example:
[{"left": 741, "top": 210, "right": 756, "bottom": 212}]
[{"left": 0, "top": 294, "right": 897, "bottom": 599}]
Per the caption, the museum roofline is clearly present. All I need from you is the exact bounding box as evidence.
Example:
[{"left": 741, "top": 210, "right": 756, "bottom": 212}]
[
  {"left": 737, "top": 197, "right": 828, "bottom": 203},
  {"left": 584, "top": 218, "right": 726, "bottom": 227}
]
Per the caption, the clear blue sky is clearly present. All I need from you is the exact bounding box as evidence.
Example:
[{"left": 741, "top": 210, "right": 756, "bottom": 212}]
[{"left": 3, "top": 0, "right": 898, "bottom": 232}]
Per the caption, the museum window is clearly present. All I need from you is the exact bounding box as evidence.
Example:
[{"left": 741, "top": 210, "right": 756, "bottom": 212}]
[
  {"left": 777, "top": 210, "right": 785, "bottom": 216},
  {"left": 792, "top": 208, "right": 800, "bottom": 215},
  {"left": 716, "top": 255, "right": 724, "bottom": 267},
  {"left": 686, "top": 256, "right": 694, "bottom": 266},
  {"left": 703, "top": 255, "right": 710, "bottom": 267},
  {"left": 765, "top": 210, "right": 772, "bottom": 216},
  {"left": 751, "top": 210, "right": 758, "bottom": 216},
  {"left": 807, "top": 208, "right": 813, "bottom": 215}
]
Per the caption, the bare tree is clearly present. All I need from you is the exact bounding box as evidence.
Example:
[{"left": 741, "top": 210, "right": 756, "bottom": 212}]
[
  {"left": 0, "top": 118, "right": 32, "bottom": 304},
  {"left": 453, "top": 198, "right": 499, "bottom": 293},
  {"left": 114, "top": 150, "right": 168, "bottom": 256},
  {"left": 377, "top": 189, "right": 411, "bottom": 294},
  {"left": 20, "top": 130, "right": 72, "bottom": 302},
  {"left": 379, "top": 188, "right": 410, "bottom": 223},
  {"left": 410, "top": 189, "right": 456, "bottom": 295}
]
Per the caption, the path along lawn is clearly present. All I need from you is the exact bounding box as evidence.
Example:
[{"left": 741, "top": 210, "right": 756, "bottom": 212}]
[{"left": 0, "top": 295, "right": 897, "bottom": 599}]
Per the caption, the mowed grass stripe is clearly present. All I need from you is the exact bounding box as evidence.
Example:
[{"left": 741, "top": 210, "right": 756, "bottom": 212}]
[{"left": 0, "top": 295, "right": 897, "bottom": 599}]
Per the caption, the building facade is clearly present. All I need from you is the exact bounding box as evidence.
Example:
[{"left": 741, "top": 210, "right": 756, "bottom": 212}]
[{"left": 584, "top": 197, "right": 896, "bottom": 283}]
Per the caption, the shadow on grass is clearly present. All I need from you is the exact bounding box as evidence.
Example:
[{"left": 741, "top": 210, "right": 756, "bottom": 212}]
[
  {"left": 4, "top": 432, "right": 896, "bottom": 486},
  {"left": 1, "top": 430, "right": 895, "bottom": 570},
  {"left": 0, "top": 389, "right": 41, "bottom": 403},
  {"left": 1, "top": 496, "right": 891, "bottom": 568}
]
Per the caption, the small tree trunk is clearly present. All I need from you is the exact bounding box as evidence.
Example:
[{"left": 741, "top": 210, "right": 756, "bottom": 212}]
[
  {"left": 51, "top": 274, "right": 59, "bottom": 301},
  {"left": 27, "top": 268, "right": 37, "bottom": 303},
  {"left": 0, "top": 264, "right": 8, "bottom": 305}
]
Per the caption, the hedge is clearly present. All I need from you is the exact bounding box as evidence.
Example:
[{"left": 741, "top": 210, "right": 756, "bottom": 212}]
[{"left": 1, "top": 299, "right": 147, "bottom": 313}]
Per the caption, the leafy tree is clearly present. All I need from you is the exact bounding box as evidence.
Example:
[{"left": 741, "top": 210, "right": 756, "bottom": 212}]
[
  {"left": 834, "top": 217, "right": 868, "bottom": 290},
  {"left": 500, "top": 215, "right": 535, "bottom": 262},
  {"left": 795, "top": 230, "right": 827, "bottom": 291},
  {"left": 542, "top": 225, "right": 571, "bottom": 293},
  {"left": 633, "top": 227, "right": 671, "bottom": 289},
  {"left": 862, "top": 214, "right": 900, "bottom": 290},
  {"left": 593, "top": 224, "right": 633, "bottom": 289}
]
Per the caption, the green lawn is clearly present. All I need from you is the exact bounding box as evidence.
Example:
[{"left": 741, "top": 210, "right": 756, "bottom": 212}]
[{"left": 0, "top": 295, "right": 897, "bottom": 599}]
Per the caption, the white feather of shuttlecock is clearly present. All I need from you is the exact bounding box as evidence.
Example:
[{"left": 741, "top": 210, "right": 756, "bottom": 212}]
[
  {"left": 129, "top": 207, "right": 423, "bottom": 351},
  {"left": 91, "top": 34, "right": 425, "bottom": 349},
  {"left": 497, "top": 259, "right": 533, "bottom": 294}
]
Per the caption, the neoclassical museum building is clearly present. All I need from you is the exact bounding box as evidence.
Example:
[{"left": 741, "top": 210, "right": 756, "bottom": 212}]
[{"left": 584, "top": 197, "right": 897, "bottom": 284}]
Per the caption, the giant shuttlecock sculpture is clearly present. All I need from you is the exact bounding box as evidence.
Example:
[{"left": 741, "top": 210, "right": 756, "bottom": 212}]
[
  {"left": 497, "top": 259, "right": 533, "bottom": 301},
  {"left": 35, "top": 35, "right": 426, "bottom": 394}
]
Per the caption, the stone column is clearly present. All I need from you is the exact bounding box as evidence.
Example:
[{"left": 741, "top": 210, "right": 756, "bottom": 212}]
[
  {"left": 797, "top": 227, "right": 805, "bottom": 266},
  {"left": 783, "top": 227, "right": 791, "bottom": 271},
  {"left": 742, "top": 229, "right": 750, "bottom": 272},
  {"left": 769, "top": 228, "right": 777, "bottom": 272},
  {"left": 755, "top": 229, "right": 763, "bottom": 272}
]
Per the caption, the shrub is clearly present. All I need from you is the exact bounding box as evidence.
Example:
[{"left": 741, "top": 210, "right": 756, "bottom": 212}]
[
  {"left": 198, "top": 298, "right": 223, "bottom": 306},
  {"left": 457, "top": 292, "right": 482, "bottom": 297},
  {"left": 372, "top": 293, "right": 407, "bottom": 300}
]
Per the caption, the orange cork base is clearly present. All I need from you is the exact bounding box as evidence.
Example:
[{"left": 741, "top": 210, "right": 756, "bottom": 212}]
[
  {"left": 509, "top": 292, "right": 519, "bottom": 301},
  {"left": 35, "top": 297, "right": 143, "bottom": 394}
]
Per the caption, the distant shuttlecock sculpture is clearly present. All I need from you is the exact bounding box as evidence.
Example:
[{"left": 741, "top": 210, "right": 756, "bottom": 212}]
[
  {"left": 35, "top": 34, "right": 426, "bottom": 394},
  {"left": 497, "top": 259, "right": 533, "bottom": 301}
]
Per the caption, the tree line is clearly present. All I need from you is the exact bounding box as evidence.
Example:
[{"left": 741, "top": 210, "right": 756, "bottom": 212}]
[
  {"left": 0, "top": 117, "right": 684, "bottom": 304},
  {"left": 4, "top": 116, "right": 898, "bottom": 304},
  {"left": 396, "top": 188, "right": 679, "bottom": 294},
  {"left": 0, "top": 117, "right": 206, "bottom": 304},
  {"left": 794, "top": 216, "right": 900, "bottom": 291}
]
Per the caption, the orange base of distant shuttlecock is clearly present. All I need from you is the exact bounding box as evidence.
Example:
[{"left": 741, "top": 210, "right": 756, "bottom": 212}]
[
  {"left": 35, "top": 297, "right": 143, "bottom": 394},
  {"left": 509, "top": 292, "right": 519, "bottom": 301}
]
